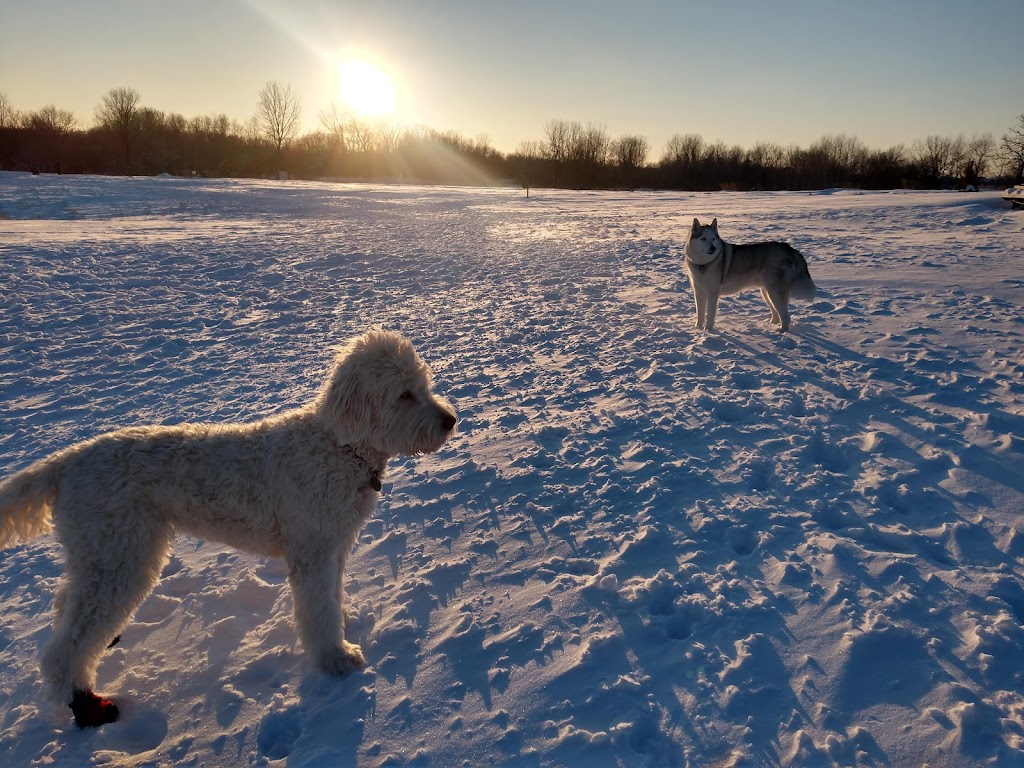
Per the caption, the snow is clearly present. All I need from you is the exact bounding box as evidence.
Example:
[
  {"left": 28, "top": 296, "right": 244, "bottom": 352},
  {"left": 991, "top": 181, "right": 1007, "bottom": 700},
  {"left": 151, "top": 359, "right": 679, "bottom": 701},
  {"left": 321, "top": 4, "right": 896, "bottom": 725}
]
[{"left": 1, "top": 171, "right": 1023, "bottom": 767}]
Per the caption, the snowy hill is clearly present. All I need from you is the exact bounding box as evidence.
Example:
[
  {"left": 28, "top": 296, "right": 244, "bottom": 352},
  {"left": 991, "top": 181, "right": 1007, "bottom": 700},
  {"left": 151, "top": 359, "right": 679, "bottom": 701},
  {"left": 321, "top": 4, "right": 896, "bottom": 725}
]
[{"left": 1, "top": 173, "right": 1022, "bottom": 767}]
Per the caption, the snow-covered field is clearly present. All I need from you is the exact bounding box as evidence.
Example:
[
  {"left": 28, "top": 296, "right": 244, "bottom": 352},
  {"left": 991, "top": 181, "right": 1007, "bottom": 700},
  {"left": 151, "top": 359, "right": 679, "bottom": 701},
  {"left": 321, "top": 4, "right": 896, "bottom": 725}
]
[{"left": 1, "top": 172, "right": 1022, "bottom": 767}]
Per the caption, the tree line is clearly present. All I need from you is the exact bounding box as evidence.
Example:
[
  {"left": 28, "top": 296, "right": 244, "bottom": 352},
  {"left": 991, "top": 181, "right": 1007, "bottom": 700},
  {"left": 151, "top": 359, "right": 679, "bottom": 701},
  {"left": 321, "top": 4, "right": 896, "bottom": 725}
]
[{"left": 2, "top": 85, "right": 1022, "bottom": 191}]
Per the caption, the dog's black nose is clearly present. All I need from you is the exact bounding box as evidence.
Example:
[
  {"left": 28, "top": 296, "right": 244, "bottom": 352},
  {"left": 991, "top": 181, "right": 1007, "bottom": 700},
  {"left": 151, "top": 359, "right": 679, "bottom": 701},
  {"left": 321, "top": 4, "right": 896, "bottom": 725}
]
[{"left": 441, "top": 412, "right": 457, "bottom": 432}]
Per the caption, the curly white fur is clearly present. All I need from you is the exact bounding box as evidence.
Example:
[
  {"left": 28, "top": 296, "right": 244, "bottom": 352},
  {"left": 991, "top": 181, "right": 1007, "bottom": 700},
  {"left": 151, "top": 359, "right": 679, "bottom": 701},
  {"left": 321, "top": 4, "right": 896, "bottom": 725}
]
[{"left": 0, "top": 329, "right": 457, "bottom": 708}]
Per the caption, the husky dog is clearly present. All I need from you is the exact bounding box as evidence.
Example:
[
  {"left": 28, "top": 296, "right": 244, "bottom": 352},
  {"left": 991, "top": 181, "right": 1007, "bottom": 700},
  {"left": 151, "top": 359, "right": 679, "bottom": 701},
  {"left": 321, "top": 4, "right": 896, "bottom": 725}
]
[{"left": 684, "top": 218, "right": 817, "bottom": 332}]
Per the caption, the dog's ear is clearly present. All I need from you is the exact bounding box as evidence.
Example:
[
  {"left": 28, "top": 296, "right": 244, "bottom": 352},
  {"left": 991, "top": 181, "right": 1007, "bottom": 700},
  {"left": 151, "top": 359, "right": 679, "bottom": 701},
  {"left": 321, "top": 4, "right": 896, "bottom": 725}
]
[
  {"left": 711, "top": 217, "right": 718, "bottom": 231},
  {"left": 691, "top": 218, "right": 701, "bottom": 235},
  {"left": 317, "top": 347, "right": 376, "bottom": 444}
]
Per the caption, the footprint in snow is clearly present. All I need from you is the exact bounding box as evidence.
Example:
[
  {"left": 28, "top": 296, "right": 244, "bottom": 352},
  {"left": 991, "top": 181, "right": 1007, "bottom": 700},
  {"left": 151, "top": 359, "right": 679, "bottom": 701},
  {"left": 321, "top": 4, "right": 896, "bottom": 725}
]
[
  {"left": 256, "top": 701, "right": 302, "bottom": 760},
  {"left": 93, "top": 700, "right": 169, "bottom": 755}
]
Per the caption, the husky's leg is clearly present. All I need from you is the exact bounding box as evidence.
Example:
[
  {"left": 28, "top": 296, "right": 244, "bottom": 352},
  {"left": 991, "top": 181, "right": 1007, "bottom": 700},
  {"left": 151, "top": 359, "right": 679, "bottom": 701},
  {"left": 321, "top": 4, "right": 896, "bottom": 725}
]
[
  {"left": 693, "top": 284, "right": 706, "bottom": 329},
  {"left": 760, "top": 288, "right": 781, "bottom": 326},
  {"left": 763, "top": 285, "right": 791, "bottom": 332},
  {"left": 704, "top": 287, "right": 721, "bottom": 331}
]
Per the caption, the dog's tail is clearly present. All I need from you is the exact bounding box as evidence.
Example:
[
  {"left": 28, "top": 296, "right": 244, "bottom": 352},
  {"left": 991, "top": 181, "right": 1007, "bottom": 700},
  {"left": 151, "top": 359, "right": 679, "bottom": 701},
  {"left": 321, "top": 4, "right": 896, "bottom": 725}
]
[
  {"left": 0, "top": 456, "right": 63, "bottom": 548},
  {"left": 791, "top": 274, "right": 818, "bottom": 301},
  {"left": 787, "top": 245, "right": 818, "bottom": 301}
]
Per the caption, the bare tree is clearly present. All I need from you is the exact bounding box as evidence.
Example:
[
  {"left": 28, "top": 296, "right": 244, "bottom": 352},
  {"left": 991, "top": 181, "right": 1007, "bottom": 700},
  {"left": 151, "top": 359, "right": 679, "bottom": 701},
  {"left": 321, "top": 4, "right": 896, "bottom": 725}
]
[
  {"left": 610, "top": 134, "right": 648, "bottom": 187},
  {"left": 661, "top": 133, "right": 708, "bottom": 188},
  {"left": 29, "top": 104, "right": 76, "bottom": 134},
  {"left": 801, "top": 134, "right": 867, "bottom": 187},
  {"left": 543, "top": 119, "right": 572, "bottom": 163},
  {"left": 293, "top": 130, "right": 333, "bottom": 175},
  {"left": 743, "top": 142, "right": 788, "bottom": 189},
  {"left": 139, "top": 107, "right": 166, "bottom": 131},
  {"left": 662, "top": 133, "right": 705, "bottom": 167},
  {"left": 612, "top": 135, "right": 649, "bottom": 170},
  {"left": 347, "top": 117, "right": 378, "bottom": 154},
  {"left": 95, "top": 87, "right": 142, "bottom": 174},
  {"left": 166, "top": 112, "right": 187, "bottom": 136},
  {"left": 569, "top": 123, "right": 610, "bottom": 168},
  {"left": 180, "top": 113, "right": 232, "bottom": 173},
  {"left": 862, "top": 145, "right": 908, "bottom": 189},
  {"left": 823, "top": 134, "right": 866, "bottom": 178},
  {"left": 319, "top": 101, "right": 350, "bottom": 153},
  {"left": 746, "top": 142, "right": 786, "bottom": 170},
  {"left": 240, "top": 115, "right": 264, "bottom": 146},
  {"left": 27, "top": 105, "right": 77, "bottom": 172},
  {"left": 956, "top": 134, "right": 995, "bottom": 188},
  {"left": 912, "top": 135, "right": 957, "bottom": 187},
  {"left": 257, "top": 81, "right": 301, "bottom": 158},
  {"left": 188, "top": 113, "right": 231, "bottom": 138},
  {"left": 999, "top": 115, "right": 1024, "bottom": 183},
  {"left": 473, "top": 134, "right": 493, "bottom": 156},
  {"left": 706, "top": 141, "right": 745, "bottom": 184},
  {"left": 0, "top": 92, "right": 16, "bottom": 130},
  {"left": 514, "top": 140, "right": 543, "bottom": 159},
  {"left": 947, "top": 135, "right": 968, "bottom": 184},
  {"left": 375, "top": 119, "right": 403, "bottom": 154}
]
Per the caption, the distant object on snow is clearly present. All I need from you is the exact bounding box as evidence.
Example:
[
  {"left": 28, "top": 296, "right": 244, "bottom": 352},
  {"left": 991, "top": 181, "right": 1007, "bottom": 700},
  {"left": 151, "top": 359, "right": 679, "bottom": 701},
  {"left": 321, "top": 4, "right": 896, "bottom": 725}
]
[{"left": 1004, "top": 185, "right": 1024, "bottom": 209}]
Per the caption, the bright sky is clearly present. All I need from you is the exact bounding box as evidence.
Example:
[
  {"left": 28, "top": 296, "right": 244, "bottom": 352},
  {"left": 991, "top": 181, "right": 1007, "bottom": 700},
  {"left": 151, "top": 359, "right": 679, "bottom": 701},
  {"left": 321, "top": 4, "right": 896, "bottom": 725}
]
[{"left": 1, "top": 0, "right": 1021, "bottom": 157}]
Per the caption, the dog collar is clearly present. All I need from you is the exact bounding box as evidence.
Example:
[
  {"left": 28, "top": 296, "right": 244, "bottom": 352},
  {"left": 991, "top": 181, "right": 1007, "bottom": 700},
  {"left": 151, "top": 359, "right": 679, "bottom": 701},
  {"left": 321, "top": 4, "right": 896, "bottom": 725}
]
[{"left": 341, "top": 444, "right": 385, "bottom": 492}]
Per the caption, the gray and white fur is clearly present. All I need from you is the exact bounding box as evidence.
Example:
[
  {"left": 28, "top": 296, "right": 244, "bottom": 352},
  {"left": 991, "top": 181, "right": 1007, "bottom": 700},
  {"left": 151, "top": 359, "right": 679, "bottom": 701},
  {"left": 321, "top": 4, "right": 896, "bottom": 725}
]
[{"left": 684, "top": 217, "right": 817, "bottom": 332}]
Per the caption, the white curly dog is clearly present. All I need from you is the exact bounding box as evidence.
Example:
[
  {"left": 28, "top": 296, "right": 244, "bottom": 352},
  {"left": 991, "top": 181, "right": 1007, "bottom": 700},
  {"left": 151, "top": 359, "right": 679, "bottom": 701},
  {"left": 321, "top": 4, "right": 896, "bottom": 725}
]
[{"left": 0, "top": 329, "right": 457, "bottom": 727}]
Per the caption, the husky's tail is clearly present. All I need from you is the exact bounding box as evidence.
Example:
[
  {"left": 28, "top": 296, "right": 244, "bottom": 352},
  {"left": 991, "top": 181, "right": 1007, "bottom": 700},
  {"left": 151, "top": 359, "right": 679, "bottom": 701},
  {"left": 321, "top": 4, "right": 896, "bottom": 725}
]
[
  {"left": 0, "top": 457, "right": 63, "bottom": 548},
  {"left": 791, "top": 274, "right": 818, "bottom": 301},
  {"left": 787, "top": 245, "right": 818, "bottom": 301}
]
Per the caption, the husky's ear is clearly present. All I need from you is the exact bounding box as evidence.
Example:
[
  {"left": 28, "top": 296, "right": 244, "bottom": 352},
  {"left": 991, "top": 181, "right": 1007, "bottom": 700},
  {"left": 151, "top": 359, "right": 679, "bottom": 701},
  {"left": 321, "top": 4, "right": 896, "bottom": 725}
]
[
  {"left": 691, "top": 218, "right": 701, "bottom": 234},
  {"left": 711, "top": 217, "right": 718, "bottom": 231}
]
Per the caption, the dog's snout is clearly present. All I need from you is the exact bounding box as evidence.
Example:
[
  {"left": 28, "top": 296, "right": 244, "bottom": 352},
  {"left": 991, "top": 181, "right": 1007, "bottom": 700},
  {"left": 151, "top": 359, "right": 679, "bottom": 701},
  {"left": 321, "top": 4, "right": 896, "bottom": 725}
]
[{"left": 440, "top": 411, "right": 457, "bottom": 433}]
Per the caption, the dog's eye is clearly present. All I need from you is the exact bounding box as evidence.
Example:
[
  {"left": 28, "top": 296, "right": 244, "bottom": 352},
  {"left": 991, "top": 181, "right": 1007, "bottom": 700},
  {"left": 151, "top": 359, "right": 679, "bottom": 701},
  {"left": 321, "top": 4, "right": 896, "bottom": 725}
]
[{"left": 399, "top": 390, "right": 416, "bottom": 402}]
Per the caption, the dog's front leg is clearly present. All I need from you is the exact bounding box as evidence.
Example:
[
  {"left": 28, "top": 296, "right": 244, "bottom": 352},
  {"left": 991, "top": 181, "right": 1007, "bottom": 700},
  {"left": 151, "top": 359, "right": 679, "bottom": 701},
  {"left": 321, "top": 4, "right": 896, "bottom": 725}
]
[
  {"left": 287, "top": 544, "right": 364, "bottom": 675},
  {"left": 704, "top": 287, "right": 721, "bottom": 331},
  {"left": 693, "top": 283, "right": 707, "bottom": 329}
]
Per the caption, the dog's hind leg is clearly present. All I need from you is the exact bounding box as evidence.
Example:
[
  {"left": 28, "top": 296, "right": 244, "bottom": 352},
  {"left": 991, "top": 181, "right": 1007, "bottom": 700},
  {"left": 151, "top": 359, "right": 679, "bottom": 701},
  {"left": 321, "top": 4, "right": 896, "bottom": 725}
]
[
  {"left": 42, "top": 519, "right": 173, "bottom": 725},
  {"left": 763, "top": 285, "right": 791, "bottom": 332},
  {"left": 760, "top": 288, "right": 781, "bottom": 326}
]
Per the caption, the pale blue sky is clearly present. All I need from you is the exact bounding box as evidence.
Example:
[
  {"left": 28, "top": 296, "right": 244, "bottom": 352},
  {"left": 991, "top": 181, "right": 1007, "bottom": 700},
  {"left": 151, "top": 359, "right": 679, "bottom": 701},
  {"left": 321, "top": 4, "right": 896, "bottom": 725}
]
[{"left": 1, "top": 0, "right": 1020, "bottom": 156}]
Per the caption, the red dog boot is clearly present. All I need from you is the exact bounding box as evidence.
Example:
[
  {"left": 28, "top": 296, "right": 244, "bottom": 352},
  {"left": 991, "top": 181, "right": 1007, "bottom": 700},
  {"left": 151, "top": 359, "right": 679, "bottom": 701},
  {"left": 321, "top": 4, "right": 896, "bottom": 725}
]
[{"left": 70, "top": 690, "right": 119, "bottom": 727}]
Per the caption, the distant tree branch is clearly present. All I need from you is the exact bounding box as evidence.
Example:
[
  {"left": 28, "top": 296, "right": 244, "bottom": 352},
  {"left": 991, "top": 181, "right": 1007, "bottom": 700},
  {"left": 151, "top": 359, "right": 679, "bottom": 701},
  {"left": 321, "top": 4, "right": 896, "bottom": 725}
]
[{"left": 257, "top": 81, "right": 301, "bottom": 158}]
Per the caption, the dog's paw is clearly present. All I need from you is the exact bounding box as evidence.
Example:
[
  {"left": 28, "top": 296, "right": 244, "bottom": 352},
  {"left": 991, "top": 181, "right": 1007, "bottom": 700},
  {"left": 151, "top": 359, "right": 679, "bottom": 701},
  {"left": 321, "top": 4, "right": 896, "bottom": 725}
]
[
  {"left": 70, "top": 689, "right": 120, "bottom": 728},
  {"left": 320, "top": 641, "right": 365, "bottom": 676}
]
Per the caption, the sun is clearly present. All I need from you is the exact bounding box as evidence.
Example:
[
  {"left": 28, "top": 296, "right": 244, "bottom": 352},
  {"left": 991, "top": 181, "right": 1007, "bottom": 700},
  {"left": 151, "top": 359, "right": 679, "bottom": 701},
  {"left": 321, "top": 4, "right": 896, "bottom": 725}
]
[{"left": 337, "top": 59, "right": 396, "bottom": 118}]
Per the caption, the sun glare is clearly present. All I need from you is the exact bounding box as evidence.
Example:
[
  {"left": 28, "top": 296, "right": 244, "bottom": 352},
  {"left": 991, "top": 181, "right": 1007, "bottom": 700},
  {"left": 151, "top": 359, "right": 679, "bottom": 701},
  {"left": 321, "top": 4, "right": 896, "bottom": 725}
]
[{"left": 337, "top": 59, "right": 396, "bottom": 118}]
